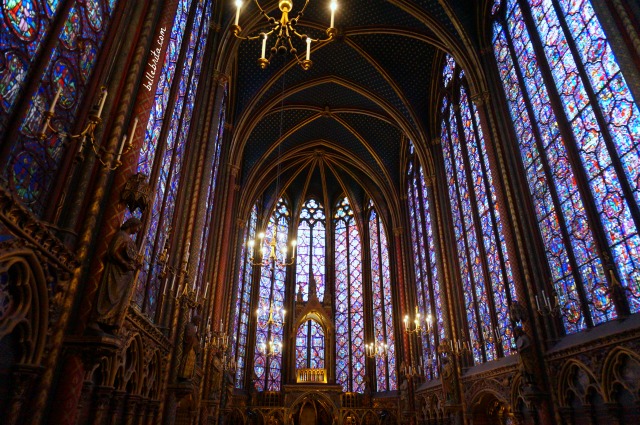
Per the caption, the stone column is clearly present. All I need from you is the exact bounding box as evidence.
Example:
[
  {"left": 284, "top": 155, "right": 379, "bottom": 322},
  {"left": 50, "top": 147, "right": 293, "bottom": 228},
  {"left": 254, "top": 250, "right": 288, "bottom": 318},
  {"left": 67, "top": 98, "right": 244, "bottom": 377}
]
[
  {"left": 4, "top": 366, "right": 41, "bottom": 425},
  {"left": 123, "top": 394, "right": 141, "bottom": 425},
  {"left": 109, "top": 391, "right": 127, "bottom": 425},
  {"left": 91, "top": 386, "right": 115, "bottom": 425}
]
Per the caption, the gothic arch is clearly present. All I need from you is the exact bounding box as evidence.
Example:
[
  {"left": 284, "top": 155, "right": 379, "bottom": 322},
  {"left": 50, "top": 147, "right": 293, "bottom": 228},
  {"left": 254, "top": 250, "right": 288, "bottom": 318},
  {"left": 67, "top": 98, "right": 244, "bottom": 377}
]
[
  {"left": 468, "top": 388, "right": 513, "bottom": 425},
  {"left": 602, "top": 347, "right": 640, "bottom": 405},
  {"left": 557, "top": 360, "right": 604, "bottom": 408},
  {"left": 0, "top": 249, "right": 49, "bottom": 367},
  {"left": 289, "top": 390, "right": 339, "bottom": 420}
]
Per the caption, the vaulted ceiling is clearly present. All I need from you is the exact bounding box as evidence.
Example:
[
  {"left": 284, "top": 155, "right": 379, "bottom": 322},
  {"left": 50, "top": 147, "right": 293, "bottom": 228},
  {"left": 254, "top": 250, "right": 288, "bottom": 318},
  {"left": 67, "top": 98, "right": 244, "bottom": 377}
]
[{"left": 220, "top": 0, "right": 491, "bottom": 223}]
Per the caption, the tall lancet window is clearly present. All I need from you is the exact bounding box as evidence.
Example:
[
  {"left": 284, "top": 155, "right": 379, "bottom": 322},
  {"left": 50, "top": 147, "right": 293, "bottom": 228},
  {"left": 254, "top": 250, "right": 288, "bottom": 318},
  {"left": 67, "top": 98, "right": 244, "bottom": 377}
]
[
  {"left": 492, "top": 0, "right": 640, "bottom": 333},
  {"left": 132, "top": 0, "right": 213, "bottom": 318},
  {"left": 334, "top": 197, "right": 365, "bottom": 393},
  {"left": 407, "top": 142, "right": 444, "bottom": 380},
  {"left": 440, "top": 55, "right": 516, "bottom": 365},
  {"left": 368, "top": 202, "right": 397, "bottom": 391},
  {"left": 254, "top": 198, "right": 289, "bottom": 391},
  {"left": 295, "top": 198, "right": 326, "bottom": 301},
  {"left": 231, "top": 204, "right": 258, "bottom": 389}
]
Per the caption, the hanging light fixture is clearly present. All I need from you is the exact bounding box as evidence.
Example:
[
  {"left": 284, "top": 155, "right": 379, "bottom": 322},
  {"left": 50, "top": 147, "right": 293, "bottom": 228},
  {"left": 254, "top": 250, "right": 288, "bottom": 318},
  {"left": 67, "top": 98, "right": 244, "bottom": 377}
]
[
  {"left": 246, "top": 66, "right": 297, "bottom": 268},
  {"left": 231, "top": 0, "right": 338, "bottom": 70}
]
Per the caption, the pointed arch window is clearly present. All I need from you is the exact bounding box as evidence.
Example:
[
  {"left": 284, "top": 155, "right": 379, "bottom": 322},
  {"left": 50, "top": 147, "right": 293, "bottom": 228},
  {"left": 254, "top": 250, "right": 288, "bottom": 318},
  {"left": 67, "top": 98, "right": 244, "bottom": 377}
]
[
  {"left": 132, "top": 0, "right": 213, "bottom": 319},
  {"left": 406, "top": 143, "right": 444, "bottom": 379},
  {"left": 295, "top": 198, "right": 326, "bottom": 301},
  {"left": 368, "top": 202, "right": 397, "bottom": 391},
  {"left": 253, "top": 198, "right": 290, "bottom": 391},
  {"left": 440, "top": 56, "right": 516, "bottom": 365},
  {"left": 295, "top": 319, "right": 325, "bottom": 370},
  {"left": 231, "top": 204, "right": 258, "bottom": 389},
  {"left": 492, "top": 0, "right": 640, "bottom": 333},
  {"left": 334, "top": 197, "right": 366, "bottom": 393}
]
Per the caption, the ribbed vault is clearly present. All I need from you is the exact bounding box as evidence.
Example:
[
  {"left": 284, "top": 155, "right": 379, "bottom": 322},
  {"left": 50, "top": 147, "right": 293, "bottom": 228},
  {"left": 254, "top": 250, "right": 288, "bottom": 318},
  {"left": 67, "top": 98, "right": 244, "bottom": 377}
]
[{"left": 220, "top": 0, "right": 492, "bottom": 224}]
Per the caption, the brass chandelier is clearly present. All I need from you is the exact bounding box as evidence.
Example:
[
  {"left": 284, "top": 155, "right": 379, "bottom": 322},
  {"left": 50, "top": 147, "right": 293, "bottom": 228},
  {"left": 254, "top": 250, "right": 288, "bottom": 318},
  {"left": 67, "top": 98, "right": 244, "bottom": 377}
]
[{"left": 231, "top": 0, "right": 338, "bottom": 70}]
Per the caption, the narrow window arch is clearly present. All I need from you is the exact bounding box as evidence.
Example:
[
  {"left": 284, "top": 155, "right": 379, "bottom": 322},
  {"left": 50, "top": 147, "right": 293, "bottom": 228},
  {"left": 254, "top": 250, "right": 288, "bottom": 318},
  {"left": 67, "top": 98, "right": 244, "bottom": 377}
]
[
  {"left": 440, "top": 56, "right": 516, "bottom": 364},
  {"left": 231, "top": 203, "right": 258, "bottom": 389},
  {"left": 334, "top": 197, "right": 365, "bottom": 393},
  {"left": 295, "top": 198, "right": 326, "bottom": 301},
  {"left": 253, "top": 198, "right": 290, "bottom": 391},
  {"left": 407, "top": 142, "right": 444, "bottom": 379},
  {"left": 368, "top": 202, "right": 397, "bottom": 391},
  {"left": 295, "top": 319, "right": 325, "bottom": 370}
]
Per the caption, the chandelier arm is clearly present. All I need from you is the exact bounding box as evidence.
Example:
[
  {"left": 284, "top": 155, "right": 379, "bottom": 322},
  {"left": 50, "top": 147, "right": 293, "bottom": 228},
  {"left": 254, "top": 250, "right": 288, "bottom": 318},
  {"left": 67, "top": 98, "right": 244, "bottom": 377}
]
[
  {"left": 233, "top": 24, "right": 279, "bottom": 41},
  {"left": 252, "top": 0, "right": 271, "bottom": 20},
  {"left": 293, "top": 0, "right": 311, "bottom": 20}
]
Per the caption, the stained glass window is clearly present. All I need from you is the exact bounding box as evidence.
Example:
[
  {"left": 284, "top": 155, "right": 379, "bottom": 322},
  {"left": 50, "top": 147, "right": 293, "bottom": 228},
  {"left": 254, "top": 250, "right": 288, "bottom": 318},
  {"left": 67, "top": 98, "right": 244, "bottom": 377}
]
[
  {"left": 492, "top": 0, "right": 640, "bottom": 332},
  {"left": 406, "top": 142, "right": 444, "bottom": 379},
  {"left": 440, "top": 55, "right": 516, "bottom": 364},
  {"left": 196, "top": 88, "right": 227, "bottom": 286},
  {"left": 0, "top": 0, "right": 64, "bottom": 134},
  {"left": 133, "top": 0, "right": 212, "bottom": 319},
  {"left": 3, "top": 0, "right": 118, "bottom": 215},
  {"left": 295, "top": 198, "right": 326, "bottom": 301},
  {"left": 232, "top": 204, "right": 258, "bottom": 389},
  {"left": 295, "top": 319, "right": 325, "bottom": 370},
  {"left": 334, "top": 197, "right": 366, "bottom": 393},
  {"left": 368, "top": 203, "right": 397, "bottom": 391},
  {"left": 254, "top": 198, "right": 289, "bottom": 392}
]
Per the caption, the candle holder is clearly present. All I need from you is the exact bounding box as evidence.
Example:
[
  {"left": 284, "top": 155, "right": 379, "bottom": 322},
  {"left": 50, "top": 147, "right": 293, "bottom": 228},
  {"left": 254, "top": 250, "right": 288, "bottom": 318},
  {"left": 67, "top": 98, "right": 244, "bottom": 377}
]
[
  {"left": 403, "top": 305, "right": 433, "bottom": 335},
  {"left": 365, "top": 341, "right": 388, "bottom": 359},
  {"left": 38, "top": 86, "right": 136, "bottom": 170},
  {"left": 248, "top": 230, "right": 296, "bottom": 269},
  {"left": 231, "top": 0, "right": 338, "bottom": 70},
  {"left": 535, "top": 289, "right": 560, "bottom": 317}
]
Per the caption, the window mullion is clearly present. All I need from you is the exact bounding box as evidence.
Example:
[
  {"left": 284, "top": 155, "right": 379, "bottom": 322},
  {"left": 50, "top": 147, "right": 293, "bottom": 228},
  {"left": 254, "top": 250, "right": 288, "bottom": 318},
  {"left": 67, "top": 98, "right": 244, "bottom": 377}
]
[
  {"left": 519, "top": 0, "right": 629, "bottom": 322},
  {"left": 550, "top": 0, "right": 640, "bottom": 230},
  {"left": 453, "top": 98, "right": 504, "bottom": 359},
  {"left": 501, "top": 12, "right": 595, "bottom": 328},
  {"left": 445, "top": 109, "right": 488, "bottom": 363}
]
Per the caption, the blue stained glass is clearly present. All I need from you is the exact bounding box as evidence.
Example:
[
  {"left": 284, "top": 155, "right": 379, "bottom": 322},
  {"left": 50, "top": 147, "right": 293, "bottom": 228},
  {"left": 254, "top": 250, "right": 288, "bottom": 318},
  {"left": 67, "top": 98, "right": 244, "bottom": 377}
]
[
  {"left": 492, "top": 0, "right": 640, "bottom": 330},
  {"left": 459, "top": 86, "right": 515, "bottom": 355},
  {"left": 197, "top": 95, "right": 226, "bottom": 284},
  {"left": 134, "top": 0, "right": 212, "bottom": 316},
  {"left": 369, "top": 206, "right": 396, "bottom": 391},
  {"left": 442, "top": 54, "right": 455, "bottom": 87},
  {"left": 334, "top": 197, "right": 365, "bottom": 393},
  {"left": 0, "top": 0, "right": 64, "bottom": 134},
  {"left": 4, "top": 0, "right": 119, "bottom": 215},
  {"left": 407, "top": 149, "right": 443, "bottom": 379},
  {"left": 233, "top": 205, "right": 257, "bottom": 389},
  {"left": 139, "top": 0, "right": 191, "bottom": 177},
  {"left": 530, "top": 0, "right": 640, "bottom": 314},
  {"left": 254, "top": 199, "right": 289, "bottom": 392},
  {"left": 296, "top": 199, "right": 326, "bottom": 301}
]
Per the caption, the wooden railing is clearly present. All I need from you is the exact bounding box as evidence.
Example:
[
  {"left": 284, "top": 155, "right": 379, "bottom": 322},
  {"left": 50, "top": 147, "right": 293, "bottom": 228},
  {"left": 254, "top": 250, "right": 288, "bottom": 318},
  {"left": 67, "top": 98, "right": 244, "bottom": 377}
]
[{"left": 296, "top": 368, "right": 327, "bottom": 383}]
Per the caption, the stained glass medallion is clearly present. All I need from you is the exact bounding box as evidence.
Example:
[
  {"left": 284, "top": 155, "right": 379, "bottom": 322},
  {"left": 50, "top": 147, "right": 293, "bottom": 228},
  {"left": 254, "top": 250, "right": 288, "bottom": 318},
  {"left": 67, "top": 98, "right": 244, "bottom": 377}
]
[{"left": 3, "top": 0, "right": 39, "bottom": 40}]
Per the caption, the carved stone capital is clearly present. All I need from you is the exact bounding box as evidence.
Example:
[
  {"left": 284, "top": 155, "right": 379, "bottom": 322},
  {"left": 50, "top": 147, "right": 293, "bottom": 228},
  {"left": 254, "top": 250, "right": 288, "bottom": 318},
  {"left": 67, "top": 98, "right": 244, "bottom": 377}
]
[
  {"left": 64, "top": 334, "right": 122, "bottom": 372},
  {"left": 121, "top": 173, "right": 152, "bottom": 213},
  {"left": 470, "top": 91, "right": 490, "bottom": 106}
]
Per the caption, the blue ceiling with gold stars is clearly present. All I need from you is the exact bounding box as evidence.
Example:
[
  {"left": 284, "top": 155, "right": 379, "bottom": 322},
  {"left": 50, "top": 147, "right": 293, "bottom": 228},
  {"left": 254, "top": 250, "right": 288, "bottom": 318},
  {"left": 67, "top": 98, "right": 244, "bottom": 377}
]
[{"left": 225, "top": 0, "right": 481, "bottom": 216}]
